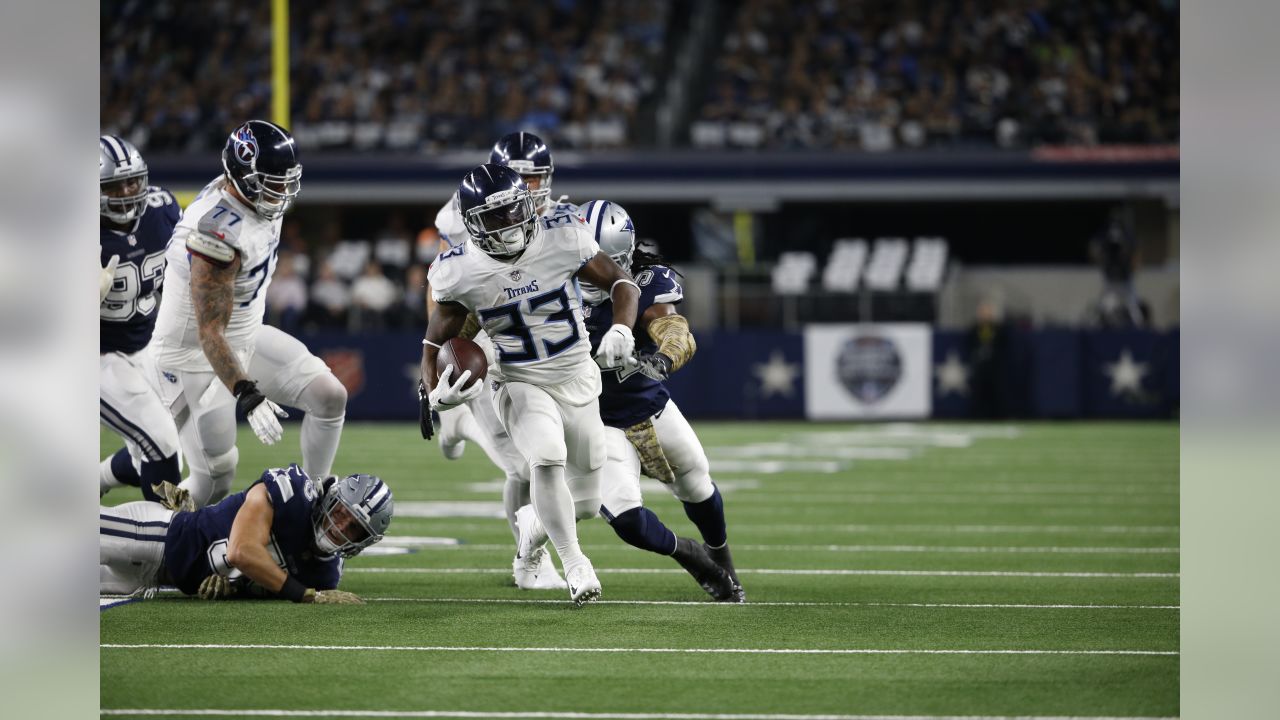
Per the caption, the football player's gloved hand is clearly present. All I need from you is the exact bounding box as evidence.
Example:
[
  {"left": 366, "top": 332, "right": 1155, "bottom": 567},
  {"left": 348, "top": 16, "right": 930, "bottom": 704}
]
[
  {"left": 595, "top": 324, "right": 635, "bottom": 368},
  {"left": 428, "top": 364, "right": 483, "bottom": 411},
  {"left": 417, "top": 379, "right": 435, "bottom": 440},
  {"left": 197, "top": 574, "right": 236, "bottom": 601},
  {"left": 233, "top": 379, "right": 289, "bottom": 445},
  {"left": 99, "top": 252, "right": 119, "bottom": 304},
  {"left": 310, "top": 589, "right": 364, "bottom": 605},
  {"left": 636, "top": 352, "right": 673, "bottom": 382}
]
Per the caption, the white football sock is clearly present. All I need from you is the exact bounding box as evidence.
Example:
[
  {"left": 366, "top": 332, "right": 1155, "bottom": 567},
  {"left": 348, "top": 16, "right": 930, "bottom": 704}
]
[
  {"left": 503, "top": 474, "right": 530, "bottom": 545},
  {"left": 301, "top": 413, "right": 344, "bottom": 479},
  {"left": 530, "top": 464, "right": 586, "bottom": 568}
]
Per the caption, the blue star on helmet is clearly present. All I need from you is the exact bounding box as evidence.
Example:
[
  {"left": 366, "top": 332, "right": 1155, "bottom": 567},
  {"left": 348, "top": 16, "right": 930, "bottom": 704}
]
[{"left": 623, "top": 218, "right": 635, "bottom": 234}]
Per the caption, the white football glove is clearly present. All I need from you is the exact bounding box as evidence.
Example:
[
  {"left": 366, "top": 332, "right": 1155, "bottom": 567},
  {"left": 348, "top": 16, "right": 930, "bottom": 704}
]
[
  {"left": 233, "top": 380, "right": 289, "bottom": 445},
  {"left": 429, "top": 364, "right": 484, "bottom": 411},
  {"left": 99, "top": 252, "right": 119, "bottom": 304},
  {"left": 595, "top": 324, "right": 635, "bottom": 368}
]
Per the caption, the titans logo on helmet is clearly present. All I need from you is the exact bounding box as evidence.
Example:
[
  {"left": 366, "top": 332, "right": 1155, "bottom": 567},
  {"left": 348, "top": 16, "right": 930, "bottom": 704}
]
[{"left": 232, "top": 125, "right": 259, "bottom": 165}]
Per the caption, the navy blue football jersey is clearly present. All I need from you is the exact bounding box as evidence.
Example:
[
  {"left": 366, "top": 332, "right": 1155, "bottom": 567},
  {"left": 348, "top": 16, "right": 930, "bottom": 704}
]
[
  {"left": 162, "top": 464, "right": 340, "bottom": 596},
  {"left": 585, "top": 264, "right": 684, "bottom": 429},
  {"left": 100, "top": 187, "right": 180, "bottom": 353}
]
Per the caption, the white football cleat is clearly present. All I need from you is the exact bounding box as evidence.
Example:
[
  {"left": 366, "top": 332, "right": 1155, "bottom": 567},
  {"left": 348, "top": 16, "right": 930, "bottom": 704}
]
[
  {"left": 513, "top": 504, "right": 563, "bottom": 590},
  {"left": 565, "top": 561, "right": 602, "bottom": 606}
]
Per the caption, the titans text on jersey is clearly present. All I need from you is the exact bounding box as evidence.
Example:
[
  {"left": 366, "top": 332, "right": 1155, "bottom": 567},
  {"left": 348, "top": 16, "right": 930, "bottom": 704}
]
[
  {"left": 164, "top": 464, "right": 339, "bottom": 596},
  {"left": 100, "top": 187, "right": 179, "bottom": 354},
  {"left": 586, "top": 264, "right": 685, "bottom": 428}
]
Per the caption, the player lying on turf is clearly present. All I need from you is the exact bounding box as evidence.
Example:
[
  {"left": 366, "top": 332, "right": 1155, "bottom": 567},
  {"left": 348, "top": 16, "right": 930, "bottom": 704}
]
[
  {"left": 421, "top": 164, "right": 640, "bottom": 606},
  {"left": 99, "top": 464, "right": 392, "bottom": 603},
  {"left": 529, "top": 201, "right": 744, "bottom": 602}
]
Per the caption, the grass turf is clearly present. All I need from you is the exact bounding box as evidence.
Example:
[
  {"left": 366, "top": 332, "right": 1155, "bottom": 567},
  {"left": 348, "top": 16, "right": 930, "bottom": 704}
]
[{"left": 101, "top": 421, "right": 1178, "bottom": 718}]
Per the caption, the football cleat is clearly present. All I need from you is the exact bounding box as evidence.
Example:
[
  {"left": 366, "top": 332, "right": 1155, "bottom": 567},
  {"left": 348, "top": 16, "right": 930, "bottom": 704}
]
[
  {"left": 513, "top": 505, "right": 564, "bottom": 590},
  {"left": 153, "top": 481, "right": 195, "bottom": 513},
  {"left": 672, "top": 537, "right": 738, "bottom": 602},
  {"left": 565, "top": 561, "right": 602, "bottom": 606},
  {"left": 706, "top": 542, "right": 746, "bottom": 603}
]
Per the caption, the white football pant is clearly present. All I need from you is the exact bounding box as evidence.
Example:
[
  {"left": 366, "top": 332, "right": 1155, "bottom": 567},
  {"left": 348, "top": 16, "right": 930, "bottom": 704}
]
[
  {"left": 100, "top": 348, "right": 181, "bottom": 485},
  {"left": 156, "top": 325, "right": 346, "bottom": 507},
  {"left": 599, "top": 399, "right": 715, "bottom": 517},
  {"left": 100, "top": 500, "right": 175, "bottom": 595}
]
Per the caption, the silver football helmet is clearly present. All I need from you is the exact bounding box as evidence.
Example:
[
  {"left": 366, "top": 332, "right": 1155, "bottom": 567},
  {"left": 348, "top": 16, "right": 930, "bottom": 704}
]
[
  {"left": 312, "top": 473, "right": 394, "bottom": 558},
  {"left": 99, "top": 135, "right": 149, "bottom": 224},
  {"left": 579, "top": 200, "right": 637, "bottom": 305}
]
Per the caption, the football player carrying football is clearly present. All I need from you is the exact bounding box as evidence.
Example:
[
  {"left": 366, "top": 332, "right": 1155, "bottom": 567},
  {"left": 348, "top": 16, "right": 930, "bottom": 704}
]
[{"left": 421, "top": 164, "right": 640, "bottom": 606}]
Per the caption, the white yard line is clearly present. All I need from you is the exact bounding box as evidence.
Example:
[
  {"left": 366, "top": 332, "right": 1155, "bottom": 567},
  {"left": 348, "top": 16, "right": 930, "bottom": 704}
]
[
  {"left": 734, "top": 524, "right": 1179, "bottom": 535},
  {"left": 344, "top": 568, "right": 1179, "bottom": 579},
  {"left": 100, "top": 643, "right": 1177, "bottom": 657},
  {"left": 361, "top": 598, "right": 1179, "bottom": 610},
  {"left": 383, "top": 543, "right": 1177, "bottom": 555},
  {"left": 99, "top": 709, "right": 1177, "bottom": 720}
]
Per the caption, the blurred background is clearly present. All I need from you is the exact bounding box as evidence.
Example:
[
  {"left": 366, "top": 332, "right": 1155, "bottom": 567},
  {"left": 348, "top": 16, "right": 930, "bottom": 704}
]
[{"left": 100, "top": 0, "right": 1179, "bottom": 422}]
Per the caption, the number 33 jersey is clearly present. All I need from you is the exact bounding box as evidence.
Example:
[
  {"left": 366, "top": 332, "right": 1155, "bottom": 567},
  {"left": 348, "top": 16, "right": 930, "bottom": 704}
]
[
  {"left": 153, "top": 177, "right": 282, "bottom": 371},
  {"left": 428, "top": 217, "right": 600, "bottom": 393},
  {"left": 100, "top": 187, "right": 180, "bottom": 354}
]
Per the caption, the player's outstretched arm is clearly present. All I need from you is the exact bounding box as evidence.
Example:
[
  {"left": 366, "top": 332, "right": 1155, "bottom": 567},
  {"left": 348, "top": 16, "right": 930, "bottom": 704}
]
[
  {"left": 191, "top": 254, "right": 247, "bottom": 390},
  {"left": 638, "top": 303, "right": 696, "bottom": 379},
  {"left": 420, "top": 299, "right": 472, "bottom": 393},
  {"left": 226, "top": 484, "right": 317, "bottom": 603},
  {"left": 579, "top": 252, "right": 640, "bottom": 366}
]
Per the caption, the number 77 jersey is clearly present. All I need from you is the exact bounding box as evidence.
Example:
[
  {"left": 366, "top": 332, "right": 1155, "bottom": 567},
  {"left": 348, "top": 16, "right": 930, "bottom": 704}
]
[
  {"left": 153, "top": 177, "right": 281, "bottom": 371},
  {"left": 428, "top": 216, "right": 600, "bottom": 389}
]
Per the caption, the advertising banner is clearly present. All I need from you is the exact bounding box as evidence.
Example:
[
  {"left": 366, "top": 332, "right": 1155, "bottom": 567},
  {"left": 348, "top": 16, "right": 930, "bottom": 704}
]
[{"left": 804, "top": 324, "right": 932, "bottom": 419}]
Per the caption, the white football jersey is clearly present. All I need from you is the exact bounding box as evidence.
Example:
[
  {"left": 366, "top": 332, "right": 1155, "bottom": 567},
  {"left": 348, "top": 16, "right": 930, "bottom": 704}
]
[
  {"left": 434, "top": 193, "right": 580, "bottom": 369},
  {"left": 429, "top": 216, "right": 600, "bottom": 391},
  {"left": 153, "top": 177, "right": 282, "bottom": 371}
]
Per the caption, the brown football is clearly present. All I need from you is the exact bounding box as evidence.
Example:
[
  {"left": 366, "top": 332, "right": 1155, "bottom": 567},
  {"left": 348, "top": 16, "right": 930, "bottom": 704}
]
[{"left": 437, "top": 337, "right": 487, "bottom": 390}]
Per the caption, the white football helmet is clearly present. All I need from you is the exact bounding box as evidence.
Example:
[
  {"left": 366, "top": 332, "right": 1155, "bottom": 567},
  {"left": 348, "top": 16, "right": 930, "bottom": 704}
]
[{"left": 579, "top": 200, "right": 637, "bottom": 305}]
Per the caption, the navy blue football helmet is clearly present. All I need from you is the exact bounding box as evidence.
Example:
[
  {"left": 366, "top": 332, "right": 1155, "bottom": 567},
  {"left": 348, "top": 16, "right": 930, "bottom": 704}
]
[
  {"left": 458, "top": 163, "right": 538, "bottom": 257},
  {"left": 221, "top": 120, "right": 302, "bottom": 220},
  {"left": 489, "top": 132, "right": 554, "bottom": 211}
]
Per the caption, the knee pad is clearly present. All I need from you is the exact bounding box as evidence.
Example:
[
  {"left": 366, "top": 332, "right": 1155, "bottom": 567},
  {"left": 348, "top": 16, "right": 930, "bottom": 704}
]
[
  {"left": 301, "top": 373, "right": 347, "bottom": 418},
  {"left": 205, "top": 446, "right": 239, "bottom": 503},
  {"left": 672, "top": 464, "right": 714, "bottom": 504}
]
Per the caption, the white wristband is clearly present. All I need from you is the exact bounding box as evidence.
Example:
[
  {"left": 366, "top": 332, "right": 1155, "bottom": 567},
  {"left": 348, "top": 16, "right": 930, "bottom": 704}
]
[
  {"left": 422, "top": 338, "right": 442, "bottom": 349},
  {"left": 610, "top": 278, "right": 639, "bottom": 295}
]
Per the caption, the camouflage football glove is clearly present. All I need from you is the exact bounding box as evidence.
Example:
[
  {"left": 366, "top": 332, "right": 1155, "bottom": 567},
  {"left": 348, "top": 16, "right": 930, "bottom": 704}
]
[
  {"left": 309, "top": 589, "right": 365, "bottom": 605},
  {"left": 197, "top": 574, "right": 236, "bottom": 601}
]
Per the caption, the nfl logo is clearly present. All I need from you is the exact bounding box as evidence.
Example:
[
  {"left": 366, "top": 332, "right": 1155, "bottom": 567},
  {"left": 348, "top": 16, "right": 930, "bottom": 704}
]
[{"left": 509, "top": 270, "right": 522, "bottom": 282}]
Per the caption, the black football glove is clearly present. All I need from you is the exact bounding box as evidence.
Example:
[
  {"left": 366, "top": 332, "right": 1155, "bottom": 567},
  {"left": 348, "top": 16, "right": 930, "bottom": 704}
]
[
  {"left": 636, "top": 352, "right": 673, "bottom": 381},
  {"left": 417, "top": 379, "right": 434, "bottom": 440}
]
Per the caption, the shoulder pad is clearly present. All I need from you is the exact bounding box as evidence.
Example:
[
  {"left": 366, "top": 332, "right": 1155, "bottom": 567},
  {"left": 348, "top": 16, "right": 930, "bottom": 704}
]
[
  {"left": 636, "top": 265, "right": 684, "bottom": 305},
  {"left": 434, "top": 192, "right": 467, "bottom": 240},
  {"left": 189, "top": 204, "right": 245, "bottom": 266},
  {"left": 258, "top": 464, "right": 317, "bottom": 508},
  {"left": 147, "top": 187, "right": 181, "bottom": 224},
  {"left": 427, "top": 248, "right": 465, "bottom": 302}
]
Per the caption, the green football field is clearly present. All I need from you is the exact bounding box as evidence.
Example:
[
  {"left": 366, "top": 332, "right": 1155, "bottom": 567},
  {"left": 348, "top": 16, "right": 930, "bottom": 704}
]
[{"left": 100, "top": 421, "right": 1179, "bottom": 719}]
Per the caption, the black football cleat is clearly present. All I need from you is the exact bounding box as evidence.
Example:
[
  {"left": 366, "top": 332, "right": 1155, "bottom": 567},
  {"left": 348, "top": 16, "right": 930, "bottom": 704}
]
[
  {"left": 706, "top": 542, "right": 745, "bottom": 602},
  {"left": 672, "top": 537, "right": 738, "bottom": 602}
]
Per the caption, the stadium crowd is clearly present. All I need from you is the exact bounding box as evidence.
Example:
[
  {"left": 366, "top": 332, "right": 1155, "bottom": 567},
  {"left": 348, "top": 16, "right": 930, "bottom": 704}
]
[
  {"left": 101, "top": 0, "right": 670, "bottom": 153},
  {"left": 102, "top": 0, "right": 1176, "bottom": 154},
  {"left": 692, "top": 0, "right": 1179, "bottom": 150}
]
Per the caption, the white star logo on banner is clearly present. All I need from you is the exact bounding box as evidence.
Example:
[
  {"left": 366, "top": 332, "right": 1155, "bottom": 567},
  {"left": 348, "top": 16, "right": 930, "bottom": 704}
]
[
  {"left": 1103, "top": 349, "right": 1149, "bottom": 396},
  {"left": 935, "top": 350, "right": 970, "bottom": 397},
  {"left": 753, "top": 350, "right": 800, "bottom": 399}
]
